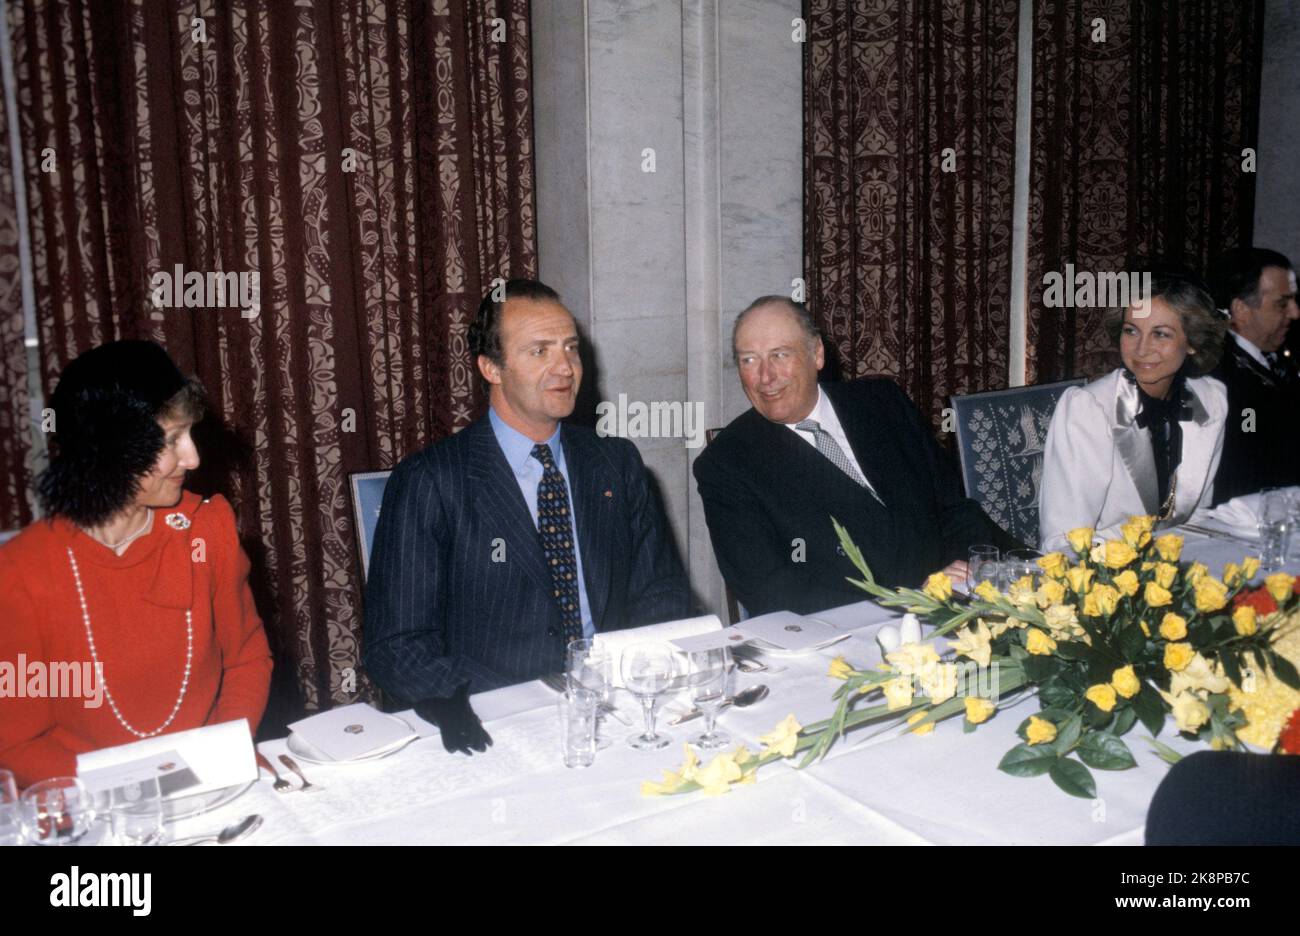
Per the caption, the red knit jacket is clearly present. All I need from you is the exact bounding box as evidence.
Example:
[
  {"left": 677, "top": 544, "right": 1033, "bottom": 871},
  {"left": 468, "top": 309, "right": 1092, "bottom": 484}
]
[{"left": 0, "top": 492, "right": 272, "bottom": 787}]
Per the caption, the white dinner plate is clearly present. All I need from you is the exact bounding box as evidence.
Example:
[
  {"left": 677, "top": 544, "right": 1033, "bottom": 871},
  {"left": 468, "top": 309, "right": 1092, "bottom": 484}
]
[
  {"left": 285, "top": 714, "right": 418, "bottom": 766},
  {"left": 162, "top": 779, "right": 256, "bottom": 823}
]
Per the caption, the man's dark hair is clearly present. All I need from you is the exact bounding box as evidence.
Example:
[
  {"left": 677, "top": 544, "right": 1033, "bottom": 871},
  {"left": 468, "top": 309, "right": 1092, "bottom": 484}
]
[
  {"left": 1208, "top": 247, "right": 1293, "bottom": 312},
  {"left": 468, "top": 278, "right": 562, "bottom": 365}
]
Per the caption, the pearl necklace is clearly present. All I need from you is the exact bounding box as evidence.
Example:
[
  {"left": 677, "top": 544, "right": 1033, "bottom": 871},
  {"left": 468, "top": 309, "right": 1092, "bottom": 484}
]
[{"left": 67, "top": 547, "right": 194, "bottom": 738}]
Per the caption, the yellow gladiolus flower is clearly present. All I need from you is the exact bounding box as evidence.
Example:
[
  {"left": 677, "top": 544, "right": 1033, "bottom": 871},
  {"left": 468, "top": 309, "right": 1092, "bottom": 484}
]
[
  {"left": 1241, "top": 556, "right": 1260, "bottom": 580},
  {"left": 1026, "top": 715, "right": 1057, "bottom": 745},
  {"left": 1101, "top": 540, "right": 1138, "bottom": 569},
  {"left": 1083, "top": 583, "right": 1120, "bottom": 618},
  {"left": 1037, "top": 552, "right": 1068, "bottom": 579},
  {"left": 973, "top": 579, "right": 1002, "bottom": 603},
  {"left": 949, "top": 620, "right": 993, "bottom": 668},
  {"left": 906, "top": 710, "right": 935, "bottom": 736},
  {"left": 1111, "top": 665, "right": 1140, "bottom": 699},
  {"left": 1169, "top": 653, "right": 1229, "bottom": 697},
  {"left": 1025, "top": 628, "right": 1057, "bottom": 655},
  {"left": 1265, "top": 572, "right": 1296, "bottom": 604},
  {"left": 965, "top": 697, "right": 996, "bottom": 724},
  {"left": 1153, "top": 533, "right": 1183, "bottom": 562},
  {"left": 885, "top": 642, "right": 941, "bottom": 676},
  {"left": 1145, "top": 582, "right": 1173, "bottom": 608},
  {"left": 923, "top": 572, "right": 955, "bottom": 602},
  {"left": 1085, "top": 683, "right": 1117, "bottom": 712},
  {"left": 1193, "top": 576, "right": 1229, "bottom": 613},
  {"left": 757, "top": 714, "right": 803, "bottom": 758},
  {"left": 1152, "top": 562, "right": 1178, "bottom": 589},
  {"left": 695, "top": 750, "right": 744, "bottom": 795},
  {"left": 1233, "top": 605, "right": 1257, "bottom": 637},
  {"left": 1164, "top": 641, "right": 1194, "bottom": 672},
  {"left": 882, "top": 676, "right": 915, "bottom": 711},
  {"left": 828, "top": 655, "right": 854, "bottom": 680},
  {"left": 1065, "top": 565, "right": 1095, "bottom": 594},
  {"left": 1113, "top": 569, "right": 1139, "bottom": 596},
  {"left": 919, "top": 662, "right": 958, "bottom": 705},
  {"left": 1036, "top": 578, "right": 1066, "bottom": 607},
  {"left": 1158, "top": 612, "right": 1188, "bottom": 641},
  {"left": 1067, "top": 527, "right": 1095, "bottom": 555}
]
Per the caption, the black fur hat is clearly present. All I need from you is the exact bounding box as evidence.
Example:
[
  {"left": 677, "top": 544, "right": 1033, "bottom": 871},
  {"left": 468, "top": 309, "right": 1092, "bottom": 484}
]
[{"left": 38, "top": 340, "right": 189, "bottom": 527}]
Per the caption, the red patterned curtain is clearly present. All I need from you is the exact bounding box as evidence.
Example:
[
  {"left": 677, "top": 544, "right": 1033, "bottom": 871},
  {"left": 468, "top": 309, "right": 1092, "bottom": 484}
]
[
  {"left": 1026, "top": 0, "right": 1263, "bottom": 381},
  {"left": 0, "top": 59, "right": 34, "bottom": 531},
  {"left": 803, "top": 0, "right": 1020, "bottom": 425},
  {"left": 4, "top": 0, "right": 537, "bottom": 728}
]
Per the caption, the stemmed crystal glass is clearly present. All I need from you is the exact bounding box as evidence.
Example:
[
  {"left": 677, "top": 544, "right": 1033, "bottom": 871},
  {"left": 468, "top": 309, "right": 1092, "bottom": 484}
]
[
  {"left": 567, "top": 638, "right": 614, "bottom": 750},
  {"left": 0, "top": 769, "right": 20, "bottom": 846},
  {"left": 20, "top": 777, "right": 96, "bottom": 846},
  {"left": 621, "top": 642, "right": 678, "bottom": 751},
  {"left": 1259, "top": 488, "right": 1293, "bottom": 570},
  {"left": 687, "top": 648, "right": 733, "bottom": 750},
  {"left": 967, "top": 545, "right": 1000, "bottom": 593}
]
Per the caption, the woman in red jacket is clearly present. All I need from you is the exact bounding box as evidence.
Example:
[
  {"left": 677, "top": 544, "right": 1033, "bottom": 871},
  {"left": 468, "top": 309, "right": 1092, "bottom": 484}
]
[{"left": 0, "top": 340, "right": 272, "bottom": 787}]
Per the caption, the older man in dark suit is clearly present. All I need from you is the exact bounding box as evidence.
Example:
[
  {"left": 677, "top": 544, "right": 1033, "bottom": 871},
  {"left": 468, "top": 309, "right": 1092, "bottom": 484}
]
[
  {"left": 694, "top": 296, "right": 1017, "bottom": 617},
  {"left": 1208, "top": 247, "right": 1300, "bottom": 504},
  {"left": 364, "top": 280, "right": 690, "bottom": 753}
]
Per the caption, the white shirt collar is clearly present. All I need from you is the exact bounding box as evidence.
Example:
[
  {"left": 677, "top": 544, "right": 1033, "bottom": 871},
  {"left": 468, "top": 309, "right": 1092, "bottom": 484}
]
[
  {"left": 783, "top": 385, "right": 834, "bottom": 431},
  {"left": 1231, "top": 330, "right": 1271, "bottom": 370}
]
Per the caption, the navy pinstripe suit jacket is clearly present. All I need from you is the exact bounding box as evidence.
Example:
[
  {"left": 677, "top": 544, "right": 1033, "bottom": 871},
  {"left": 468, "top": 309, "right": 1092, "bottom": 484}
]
[{"left": 363, "top": 417, "right": 691, "bottom": 703}]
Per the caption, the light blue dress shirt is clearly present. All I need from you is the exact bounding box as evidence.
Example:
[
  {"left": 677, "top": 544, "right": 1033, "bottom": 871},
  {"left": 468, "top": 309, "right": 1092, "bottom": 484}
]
[{"left": 489, "top": 408, "right": 594, "bottom": 638}]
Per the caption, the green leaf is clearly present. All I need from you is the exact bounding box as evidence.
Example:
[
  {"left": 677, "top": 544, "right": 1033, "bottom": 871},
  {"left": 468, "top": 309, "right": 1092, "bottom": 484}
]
[
  {"left": 1117, "top": 624, "right": 1146, "bottom": 661},
  {"left": 1131, "top": 684, "right": 1165, "bottom": 737},
  {"left": 1269, "top": 652, "right": 1300, "bottom": 690},
  {"left": 1145, "top": 735, "right": 1184, "bottom": 766},
  {"left": 1053, "top": 639, "right": 1102, "bottom": 664},
  {"left": 997, "top": 743, "right": 1057, "bottom": 778},
  {"left": 1110, "top": 706, "right": 1137, "bottom": 737},
  {"left": 1220, "top": 651, "right": 1243, "bottom": 689},
  {"left": 1049, "top": 758, "right": 1097, "bottom": 798},
  {"left": 1038, "top": 679, "right": 1076, "bottom": 709},
  {"left": 1023, "top": 655, "right": 1057, "bottom": 682},
  {"left": 1054, "top": 714, "right": 1083, "bottom": 753},
  {"left": 1076, "top": 732, "right": 1137, "bottom": 770}
]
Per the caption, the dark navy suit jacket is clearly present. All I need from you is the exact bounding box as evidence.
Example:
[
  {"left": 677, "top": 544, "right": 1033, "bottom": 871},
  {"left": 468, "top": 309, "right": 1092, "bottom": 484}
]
[
  {"left": 363, "top": 417, "right": 691, "bottom": 702},
  {"left": 694, "top": 379, "right": 1018, "bottom": 616}
]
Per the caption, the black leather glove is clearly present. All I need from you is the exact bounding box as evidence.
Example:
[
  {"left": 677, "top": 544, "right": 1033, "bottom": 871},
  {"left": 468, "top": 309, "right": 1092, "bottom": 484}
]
[{"left": 414, "top": 684, "right": 493, "bottom": 755}]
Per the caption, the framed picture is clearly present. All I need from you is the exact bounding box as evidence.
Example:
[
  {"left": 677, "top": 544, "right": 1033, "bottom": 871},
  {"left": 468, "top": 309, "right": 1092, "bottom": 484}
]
[{"left": 348, "top": 470, "right": 392, "bottom": 582}]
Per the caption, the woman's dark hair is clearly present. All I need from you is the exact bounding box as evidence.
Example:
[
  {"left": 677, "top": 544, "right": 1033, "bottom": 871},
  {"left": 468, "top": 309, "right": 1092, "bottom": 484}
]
[
  {"left": 37, "top": 340, "right": 205, "bottom": 527},
  {"left": 1102, "top": 267, "right": 1226, "bottom": 377},
  {"left": 467, "top": 278, "right": 562, "bottom": 366}
]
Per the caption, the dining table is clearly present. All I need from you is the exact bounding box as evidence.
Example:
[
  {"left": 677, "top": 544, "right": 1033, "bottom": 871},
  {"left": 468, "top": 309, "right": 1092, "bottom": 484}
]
[{"left": 165, "top": 529, "right": 1295, "bottom": 846}]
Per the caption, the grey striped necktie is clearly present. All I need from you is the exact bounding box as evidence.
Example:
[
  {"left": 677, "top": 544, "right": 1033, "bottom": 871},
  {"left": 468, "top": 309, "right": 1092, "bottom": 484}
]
[{"left": 795, "top": 419, "right": 883, "bottom": 504}]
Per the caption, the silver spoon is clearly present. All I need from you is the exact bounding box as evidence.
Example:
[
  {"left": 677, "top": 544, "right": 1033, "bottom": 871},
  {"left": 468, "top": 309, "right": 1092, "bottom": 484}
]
[
  {"left": 671, "top": 684, "right": 770, "bottom": 724},
  {"left": 170, "top": 813, "right": 263, "bottom": 847}
]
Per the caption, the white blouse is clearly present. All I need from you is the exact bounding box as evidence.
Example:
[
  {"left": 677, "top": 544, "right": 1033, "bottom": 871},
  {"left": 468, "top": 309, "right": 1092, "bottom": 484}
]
[{"left": 1038, "top": 369, "right": 1228, "bottom": 551}]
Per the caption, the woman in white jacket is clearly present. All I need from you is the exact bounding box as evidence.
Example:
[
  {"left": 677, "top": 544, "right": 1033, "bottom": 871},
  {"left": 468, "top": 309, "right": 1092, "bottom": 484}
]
[{"left": 1039, "top": 270, "right": 1229, "bottom": 551}]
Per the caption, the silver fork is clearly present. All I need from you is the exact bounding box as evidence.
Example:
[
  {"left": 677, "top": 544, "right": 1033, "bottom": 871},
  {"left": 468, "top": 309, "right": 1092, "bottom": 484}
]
[
  {"left": 256, "top": 753, "right": 293, "bottom": 793},
  {"left": 278, "top": 754, "right": 322, "bottom": 793}
]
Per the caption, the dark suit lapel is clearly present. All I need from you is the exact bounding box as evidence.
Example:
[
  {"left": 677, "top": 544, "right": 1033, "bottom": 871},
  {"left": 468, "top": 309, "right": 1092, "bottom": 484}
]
[
  {"left": 823, "top": 382, "right": 898, "bottom": 507},
  {"left": 465, "top": 420, "right": 554, "bottom": 599},
  {"left": 750, "top": 407, "right": 882, "bottom": 515},
  {"left": 560, "top": 426, "right": 613, "bottom": 627}
]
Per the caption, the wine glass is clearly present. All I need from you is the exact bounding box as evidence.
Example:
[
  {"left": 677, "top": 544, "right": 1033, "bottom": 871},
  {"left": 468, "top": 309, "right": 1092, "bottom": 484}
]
[
  {"left": 967, "top": 545, "right": 1000, "bottom": 593},
  {"left": 1001, "top": 548, "right": 1042, "bottom": 589},
  {"left": 620, "top": 642, "right": 678, "bottom": 751},
  {"left": 0, "top": 769, "right": 20, "bottom": 846},
  {"left": 20, "top": 777, "right": 96, "bottom": 846},
  {"left": 111, "top": 778, "right": 165, "bottom": 846},
  {"left": 566, "top": 638, "right": 613, "bottom": 750},
  {"left": 1259, "top": 488, "right": 1292, "bottom": 570},
  {"left": 687, "top": 648, "right": 733, "bottom": 750}
]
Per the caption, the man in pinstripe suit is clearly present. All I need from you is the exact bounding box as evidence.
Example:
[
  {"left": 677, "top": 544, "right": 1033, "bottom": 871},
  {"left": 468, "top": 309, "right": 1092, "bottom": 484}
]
[{"left": 364, "top": 280, "right": 691, "bottom": 753}]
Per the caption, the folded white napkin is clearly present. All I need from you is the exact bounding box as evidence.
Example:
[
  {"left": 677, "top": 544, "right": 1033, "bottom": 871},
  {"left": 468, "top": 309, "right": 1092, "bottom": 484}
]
[
  {"left": 1202, "top": 487, "right": 1299, "bottom": 535},
  {"left": 77, "top": 718, "right": 256, "bottom": 797},
  {"left": 594, "top": 614, "right": 722, "bottom": 687},
  {"left": 289, "top": 703, "right": 418, "bottom": 762}
]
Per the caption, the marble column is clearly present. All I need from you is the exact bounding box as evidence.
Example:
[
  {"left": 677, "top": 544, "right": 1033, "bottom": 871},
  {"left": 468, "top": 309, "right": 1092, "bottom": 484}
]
[{"left": 533, "top": 0, "right": 803, "bottom": 618}]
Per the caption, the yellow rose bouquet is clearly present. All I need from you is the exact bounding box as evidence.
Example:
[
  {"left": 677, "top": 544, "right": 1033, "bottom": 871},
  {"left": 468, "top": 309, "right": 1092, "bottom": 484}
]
[{"left": 644, "top": 514, "right": 1300, "bottom": 800}]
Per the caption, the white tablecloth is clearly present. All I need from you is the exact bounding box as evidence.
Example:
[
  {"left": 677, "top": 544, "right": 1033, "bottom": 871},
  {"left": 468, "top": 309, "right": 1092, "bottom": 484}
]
[{"left": 168, "top": 531, "right": 1287, "bottom": 846}]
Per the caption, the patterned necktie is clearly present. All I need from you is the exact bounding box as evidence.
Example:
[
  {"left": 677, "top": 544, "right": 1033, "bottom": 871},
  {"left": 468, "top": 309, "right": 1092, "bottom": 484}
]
[
  {"left": 795, "top": 419, "right": 884, "bottom": 505},
  {"left": 1265, "top": 351, "right": 1290, "bottom": 383},
  {"left": 531, "top": 443, "right": 583, "bottom": 643}
]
